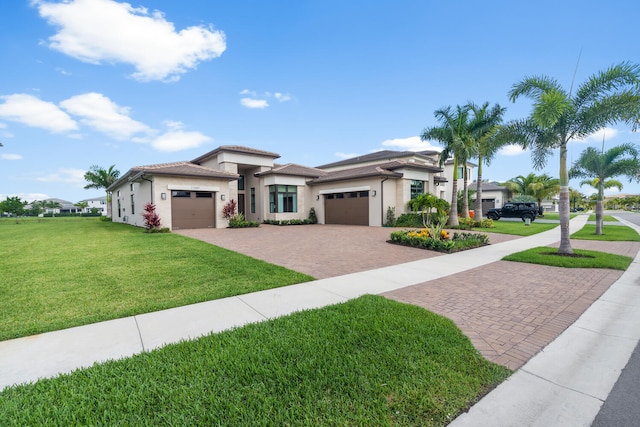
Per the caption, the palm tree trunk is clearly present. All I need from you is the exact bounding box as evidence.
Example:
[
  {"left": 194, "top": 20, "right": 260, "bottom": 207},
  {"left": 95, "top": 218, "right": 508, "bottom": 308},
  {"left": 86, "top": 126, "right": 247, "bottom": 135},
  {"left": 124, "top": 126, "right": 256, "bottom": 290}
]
[
  {"left": 448, "top": 158, "right": 459, "bottom": 227},
  {"left": 595, "top": 183, "right": 604, "bottom": 235},
  {"left": 557, "top": 143, "right": 573, "bottom": 254},
  {"left": 461, "top": 165, "right": 469, "bottom": 218},
  {"left": 474, "top": 159, "right": 484, "bottom": 221}
]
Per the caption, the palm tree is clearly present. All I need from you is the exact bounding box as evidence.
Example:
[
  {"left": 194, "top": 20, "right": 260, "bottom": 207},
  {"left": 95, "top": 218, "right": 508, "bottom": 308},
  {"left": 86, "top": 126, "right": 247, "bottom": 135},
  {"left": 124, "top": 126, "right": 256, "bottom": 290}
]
[
  {"left": 504, "top": 173, "right": 560, "bottom": 212},
  {"left": 468, "top": 102, "right": 507, "bottom": 220},
  {"left": 506, "top": 62, "right": 640, "bottom": 254},
  {"left": 84, "top": 165, "right": 120, "bottom": 218},
  {"left": 569, "top": 187, "right": 586, "bottom": 210},
  {"left": 421, "top": 105, "right": 476, "bottom": 226},
  {"left": 569, "top": 143, "right": 640, "bottom": 234},
  {"left": 74, "top": 201, "right": 89, "bottom": 215},
  {"left": 45, "top": 200, "right": 61, "bottom": 217}
]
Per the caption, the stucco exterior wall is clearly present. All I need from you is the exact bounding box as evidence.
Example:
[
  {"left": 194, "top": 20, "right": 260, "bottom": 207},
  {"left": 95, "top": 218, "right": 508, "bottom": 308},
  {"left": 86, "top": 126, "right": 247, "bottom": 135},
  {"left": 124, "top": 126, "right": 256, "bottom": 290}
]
[{"left": 110, "top": 175, "right": 233, "bottom": 230}]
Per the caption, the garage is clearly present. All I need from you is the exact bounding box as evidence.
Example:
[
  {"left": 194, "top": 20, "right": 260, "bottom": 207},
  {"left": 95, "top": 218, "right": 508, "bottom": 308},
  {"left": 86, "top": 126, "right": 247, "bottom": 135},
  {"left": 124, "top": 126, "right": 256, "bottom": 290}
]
[
  {"left": 324, "top": 191, "right": 369, "bottom": 225},
  {"left": 171, "top": 191, "right": 216, "bottom": 229}
]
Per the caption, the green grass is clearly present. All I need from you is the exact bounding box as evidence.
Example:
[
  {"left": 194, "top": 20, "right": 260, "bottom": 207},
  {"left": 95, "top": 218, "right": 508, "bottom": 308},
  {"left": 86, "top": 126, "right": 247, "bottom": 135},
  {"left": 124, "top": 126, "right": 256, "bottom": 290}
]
[
  {"left": 538, "top": 212, "right": 577, "bottom": 220},
  {"left": 0, "top": 218, "right": 313, "bottom": 341},
  {"left": 587, "top": 214, "right": 618, "bottom": 222},
  {"left": 503, "top": 246, "right": 633, "bottom": 270},
  {"left": 472, "top": 220, "right": 558, "bottom": 236},
  {"left": 0, "top": 295, "right": 511, "bottom": 427},
  {"left": 572, "top": 224, "right": 640, "bottom": 241}
]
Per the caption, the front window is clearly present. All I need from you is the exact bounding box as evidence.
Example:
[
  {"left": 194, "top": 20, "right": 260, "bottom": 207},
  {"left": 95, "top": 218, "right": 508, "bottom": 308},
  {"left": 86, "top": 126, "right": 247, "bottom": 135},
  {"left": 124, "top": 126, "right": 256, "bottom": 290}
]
[
  {"left": 410, "top": 180, "right": 424, "bottom": 199},
  {"left": 250, "top": 188, "right": 256, "bottom": 213},
  {"left": 130, "top": 194, "right": 135, "bottom": 215},
  {"left": 238, "top": 175, "right": 245, "bottom": 191},
  {"left": 269, "top": 185, "right": 297, "bottom": 213}
]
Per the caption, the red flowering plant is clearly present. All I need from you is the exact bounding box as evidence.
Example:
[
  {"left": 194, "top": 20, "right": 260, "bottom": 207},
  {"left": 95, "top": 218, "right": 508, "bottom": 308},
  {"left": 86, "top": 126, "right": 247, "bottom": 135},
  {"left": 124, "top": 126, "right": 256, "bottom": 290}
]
[{"left": 142, "top": 202, "right": 161, "bottom": 231}]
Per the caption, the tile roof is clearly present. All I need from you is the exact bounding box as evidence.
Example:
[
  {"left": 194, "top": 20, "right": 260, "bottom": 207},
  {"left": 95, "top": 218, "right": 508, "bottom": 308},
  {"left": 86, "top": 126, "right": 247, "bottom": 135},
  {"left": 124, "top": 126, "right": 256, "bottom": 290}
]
[
  {"left": 130, "top": 162, "right": 238, "bottom": 179},
  {"left": 316, "top": 149, "right": 441, "bottom": 169},
  {"left": 255, "top": 163, "right": 328, "bottom": 178},
  {"left": 309, "top": 162, "right": 403, "bottom": 184},
  {"left": 191, "top": 145, "right": 280, "bottom": 164}
]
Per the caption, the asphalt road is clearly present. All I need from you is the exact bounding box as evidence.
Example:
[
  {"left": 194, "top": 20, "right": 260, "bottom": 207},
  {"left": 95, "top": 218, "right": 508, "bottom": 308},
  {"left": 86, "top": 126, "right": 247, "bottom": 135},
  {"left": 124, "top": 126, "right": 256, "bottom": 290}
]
[{"left": 591, "top": 211, "right": 640, "bottom": 427}]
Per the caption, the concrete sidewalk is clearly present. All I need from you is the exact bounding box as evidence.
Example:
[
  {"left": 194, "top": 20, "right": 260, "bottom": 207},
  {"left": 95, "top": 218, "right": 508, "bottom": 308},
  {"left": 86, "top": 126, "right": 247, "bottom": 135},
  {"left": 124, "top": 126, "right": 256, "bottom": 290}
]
[
  {"left": 449, "top": 215, "right": 640, "bottom": 426},
  {"left": 1, "top": 214, "right": 638, "bottom": 426}
]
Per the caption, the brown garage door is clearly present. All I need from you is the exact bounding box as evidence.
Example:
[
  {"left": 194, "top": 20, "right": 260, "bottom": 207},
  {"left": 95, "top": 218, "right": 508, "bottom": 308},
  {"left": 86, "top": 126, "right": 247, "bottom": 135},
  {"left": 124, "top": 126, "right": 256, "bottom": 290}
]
[
  {"left": 324, "top": 191, "right": 369, "bottom": 225},
  {"left": 171, "top": 191, "right": 216, "bottom": 229}
]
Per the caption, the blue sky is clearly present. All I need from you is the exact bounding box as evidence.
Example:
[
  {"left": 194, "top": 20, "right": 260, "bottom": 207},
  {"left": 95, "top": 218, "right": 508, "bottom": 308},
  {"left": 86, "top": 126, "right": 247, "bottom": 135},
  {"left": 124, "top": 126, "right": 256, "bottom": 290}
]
[{"left": 1, "top": 0, "right": 640, "bottom": 203}]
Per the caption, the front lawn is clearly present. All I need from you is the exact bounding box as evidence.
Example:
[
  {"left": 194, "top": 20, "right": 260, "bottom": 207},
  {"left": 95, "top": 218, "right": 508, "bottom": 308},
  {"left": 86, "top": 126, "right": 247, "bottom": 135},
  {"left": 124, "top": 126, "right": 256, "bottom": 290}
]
[
  {"left": 0, "top": 218, "right": 313, "bottom": 341},
  {"left": 0, "top": 295, "right": 511, "bottom": 427},
  {"left": 572, "top": 224, "right": 640, "bottom": 241},
  {"left": 502, "top": 247, "right": 633, "bottom": 270},
  {"left": 472, "top": 220, "right": 557, "bottom": 236}
]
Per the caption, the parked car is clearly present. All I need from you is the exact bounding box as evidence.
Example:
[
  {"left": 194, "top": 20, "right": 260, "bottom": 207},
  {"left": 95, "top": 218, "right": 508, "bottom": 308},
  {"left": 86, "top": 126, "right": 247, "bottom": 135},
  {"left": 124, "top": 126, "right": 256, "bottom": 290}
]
[{"left": 486, "top": 202, "right": 543, "bottom": 222}]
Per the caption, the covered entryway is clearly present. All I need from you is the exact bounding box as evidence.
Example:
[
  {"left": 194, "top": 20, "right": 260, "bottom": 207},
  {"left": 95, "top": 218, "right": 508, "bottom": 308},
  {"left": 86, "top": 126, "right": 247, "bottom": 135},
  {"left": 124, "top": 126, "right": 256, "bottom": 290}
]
[
  {"left": 324, "top": 191, "right": 369, "bottom": 225},
  {"left": 171, "top": 191, "right": 216, "bottom": 229}
]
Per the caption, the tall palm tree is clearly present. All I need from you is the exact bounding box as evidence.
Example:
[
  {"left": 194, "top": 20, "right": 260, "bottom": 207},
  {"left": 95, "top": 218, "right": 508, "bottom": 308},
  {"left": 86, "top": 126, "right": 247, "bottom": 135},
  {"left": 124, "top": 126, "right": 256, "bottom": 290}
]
[
  {"left": 45, "top": 200, "right": 61, "bottom": 217},
  {"left": 569, "top": 143, "right": 640, "bottom": 234},
  {"left": 421, "top": 105, "right": 476, "bottom": 226},
  {"left": 507, "top": 62, "right": 640, "bottom": 254},
  {"left": 504, "top": 173, "right": 560, "bottom": 211},
  {"left": 84, "top": 165, "right": 120, "bottom": 218},
  {"left": 468, "top": 102, "right": 507, "bottom": 220}
]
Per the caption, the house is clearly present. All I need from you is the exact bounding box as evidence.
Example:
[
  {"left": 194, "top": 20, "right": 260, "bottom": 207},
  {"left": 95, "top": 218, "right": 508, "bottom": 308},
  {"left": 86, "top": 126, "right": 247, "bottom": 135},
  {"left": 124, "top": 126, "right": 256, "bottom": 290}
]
[
  {"left": 79, "top": 196, "right": 108, "bottom": 215},
  {"left": 470, "top": 181, "right": 511, "bottom": 214},
  {"left": 107, "top": 145, "right": 473, "bottom": 230}
]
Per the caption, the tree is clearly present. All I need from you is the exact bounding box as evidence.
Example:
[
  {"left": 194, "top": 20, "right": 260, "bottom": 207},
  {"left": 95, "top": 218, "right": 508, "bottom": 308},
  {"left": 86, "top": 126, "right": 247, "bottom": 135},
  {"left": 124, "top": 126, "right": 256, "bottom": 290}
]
[
  {"left": 422, "top": 105, "right": 477, "bottom": 226},
  {"left": 45, "top": 200, "right": 61, "bottom": 217},
  {"left": 75, "top": 201, "right": 89, "bottom": 215},
  {"left": 84, "top": 165, "right": 120, "bottom": 218},
  {"left": 569, "top": 187, "right": 586, "bottom": 210},
  {"left": 28, "top": 200, "right": 46, "bottom": 216},
  {"left": 504, "top": 173, "right": 559, "bottom": 210},
  {"left": 407, "top": 193, "right": 450, "bottom": 228},
  {"left": 569, "top": 143, "right": 640, "bottom": 234},
  {"left": 506, "top": 62, "right": 640, "bottom": 254},
  {"left": 0, "top": 196, "right": 27, "bottom": 223},
  {"left": 468, "top": 102, "right": 507, "bottom": 220}
]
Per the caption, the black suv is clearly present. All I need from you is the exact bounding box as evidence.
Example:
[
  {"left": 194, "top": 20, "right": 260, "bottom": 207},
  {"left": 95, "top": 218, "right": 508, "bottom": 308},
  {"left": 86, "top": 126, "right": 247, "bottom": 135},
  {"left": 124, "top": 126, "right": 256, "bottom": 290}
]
[{"left": 486, "top": 202, "right": 542, "bottom": 222}]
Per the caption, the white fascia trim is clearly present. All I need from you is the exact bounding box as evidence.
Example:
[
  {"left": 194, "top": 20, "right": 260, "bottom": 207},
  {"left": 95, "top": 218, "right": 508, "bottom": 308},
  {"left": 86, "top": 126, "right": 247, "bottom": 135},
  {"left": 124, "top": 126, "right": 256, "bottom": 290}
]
[
  {"left": 167, "top": 185, "right": 221, "bottom": 192},
  {"left": 319, "top": 186, "right": 370, "bottom": 195}
]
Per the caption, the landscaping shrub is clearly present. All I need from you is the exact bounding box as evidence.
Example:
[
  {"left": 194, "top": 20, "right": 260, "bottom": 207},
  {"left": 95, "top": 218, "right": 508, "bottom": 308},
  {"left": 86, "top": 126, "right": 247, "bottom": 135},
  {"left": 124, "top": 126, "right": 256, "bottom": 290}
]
[
  {"left": 308, "top": 208, "right": 318, "bottom": 224},
  {"left": 142, "top": 202, "right": 161, "bottom": 231},
  {"left": 384, "top": 206, "right": 396, "bottom": 227},
  {"left": 228, "top": 213, "right": 259, "bottom": 228},
  {"left": 395, "top": 213, "right": 425, "bottom": 228},
  {"left": 390, "top": 229, "right": 489, "bottom": 253}
]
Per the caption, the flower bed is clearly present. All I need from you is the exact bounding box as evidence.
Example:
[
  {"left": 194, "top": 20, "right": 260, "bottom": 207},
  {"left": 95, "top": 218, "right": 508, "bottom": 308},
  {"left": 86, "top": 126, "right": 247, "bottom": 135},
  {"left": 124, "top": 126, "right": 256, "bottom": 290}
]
[{"left": 389, "top": 229, "right": 489, "bottom": 253}]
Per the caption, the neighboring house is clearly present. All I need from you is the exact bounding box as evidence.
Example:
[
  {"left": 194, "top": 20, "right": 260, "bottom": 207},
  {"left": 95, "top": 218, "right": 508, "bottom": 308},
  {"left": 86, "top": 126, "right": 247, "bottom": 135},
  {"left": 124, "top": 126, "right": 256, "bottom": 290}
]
[
  {"left": 470, "top": 181, "right": 511, "bottom": 214},
  {"left": 79, "top": 196, "right": 108, "bottom": 215},
  {"left": 42, "top": 198, "right": 78, "bottom": 215},
  {"left": 107, "top": 145, "right": 474, "bottom": 230}
]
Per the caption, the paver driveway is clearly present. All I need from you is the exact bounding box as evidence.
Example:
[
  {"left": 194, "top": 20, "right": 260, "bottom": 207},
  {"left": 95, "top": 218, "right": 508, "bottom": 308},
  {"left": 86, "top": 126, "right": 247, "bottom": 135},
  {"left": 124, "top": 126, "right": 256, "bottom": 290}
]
[{"left": 176, "top": 224, "right": 639, "bottom": 370}]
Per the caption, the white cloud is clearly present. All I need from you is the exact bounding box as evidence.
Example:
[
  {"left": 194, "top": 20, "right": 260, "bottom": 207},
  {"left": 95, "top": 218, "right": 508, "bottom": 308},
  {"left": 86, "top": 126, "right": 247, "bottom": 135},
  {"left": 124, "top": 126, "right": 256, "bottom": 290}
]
[
  {"left": 0, "top": 94, "right": 78, "bottom": 132},
  {"left": 1, "top": 153, "right": 22, "bottom": 160},
  {"left": 499, "top": 144, "right": 526, "bottom": 156},
  {"left": 335, "top": 152, "right": 361, "bottom": 159},
  {"left": 239, "top": 90, "right": 292, "bottom": 108},
  {"left": 381, "top": 136, "right": 443, "bottom": 152},
  {"left": 60, "top": 92, "right": 153, "bottom": 139},
  {"left": 34, "top": 0, "right": 226, "bottom": 82},
  {"left": 572, "top": 127, "right": 619, "bottom": 144},
  {"left": 240, "top": 98, "right": 269, "bottom": 109},
  {"left": 0, "top": 193, "right": 50, "bottom": 202},
  {"left": 274, "top": 92, "right": 292, "bottom": 102},
  {"left": 35, "top": 168, "right": 87, "bottom": 185},
  {"left": 151, "top": 130, "right": 211, "bottom": 152}
]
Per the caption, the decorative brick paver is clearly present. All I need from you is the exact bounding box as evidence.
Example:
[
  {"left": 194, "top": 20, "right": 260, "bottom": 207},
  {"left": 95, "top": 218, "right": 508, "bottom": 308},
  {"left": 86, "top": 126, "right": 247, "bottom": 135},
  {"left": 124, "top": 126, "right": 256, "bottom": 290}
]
[{"left": 178, "top": 225, "right": 639, "bottom": 371}]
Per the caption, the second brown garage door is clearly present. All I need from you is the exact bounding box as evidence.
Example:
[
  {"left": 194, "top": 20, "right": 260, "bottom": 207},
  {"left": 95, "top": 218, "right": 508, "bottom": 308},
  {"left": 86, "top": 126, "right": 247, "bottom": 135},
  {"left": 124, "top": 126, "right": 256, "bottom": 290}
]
[
  {"left": 324, "top": 191, "right": 369, "bottom": 225},
  {"left": 171, "top": 191, "right": 216, "bottom": 229}
]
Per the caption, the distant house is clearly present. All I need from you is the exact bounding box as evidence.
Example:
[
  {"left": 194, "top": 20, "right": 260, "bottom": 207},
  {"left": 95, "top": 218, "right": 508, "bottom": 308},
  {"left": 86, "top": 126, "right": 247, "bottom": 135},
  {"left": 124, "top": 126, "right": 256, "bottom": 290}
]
[
  {"left": 79, "top": 196, "right": 108, "bottom": 215},
  {"left": 107, "top": 145, "right": 475, "bottom": 230},
  {"left": 470, "top": 181, "right": 511, "bottom": 214}
]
